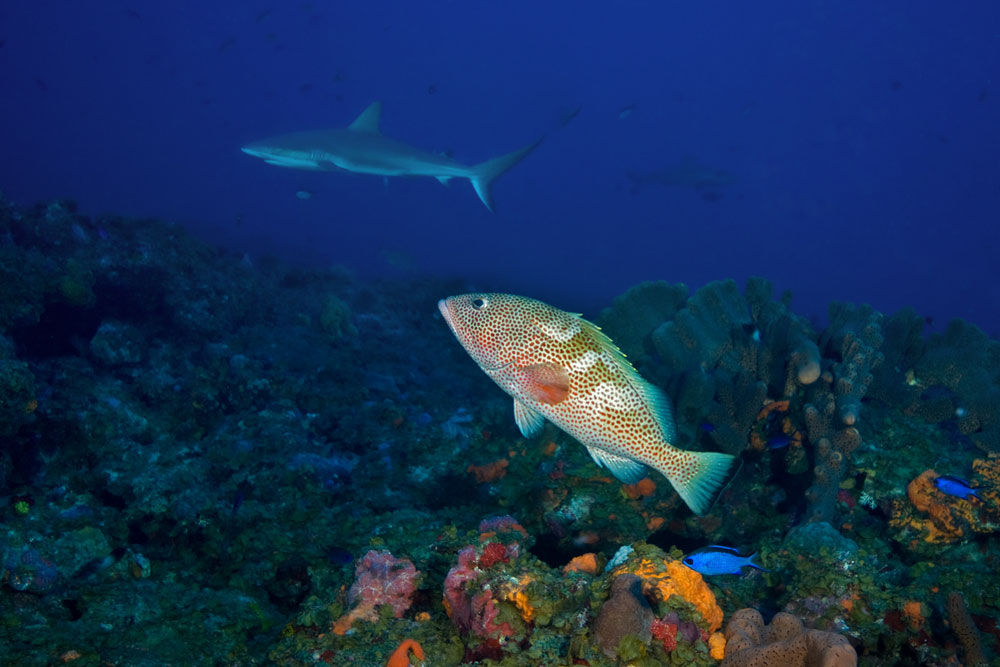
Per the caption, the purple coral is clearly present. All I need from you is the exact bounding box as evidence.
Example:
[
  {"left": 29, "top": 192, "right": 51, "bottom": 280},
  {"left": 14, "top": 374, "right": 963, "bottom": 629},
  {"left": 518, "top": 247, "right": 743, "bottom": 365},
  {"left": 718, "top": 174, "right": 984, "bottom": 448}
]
[
  {"left": 442, "top": 545, "right": 515, "bottom": 639},
  {"left": 349, "top": 549, "right": 418, "bottom": 616},
  {"left": 3, "top": 547, "right": 58, "bottom": 593},
  {"left": 339, "top": 549, "right": 418, "bottom": 628}
]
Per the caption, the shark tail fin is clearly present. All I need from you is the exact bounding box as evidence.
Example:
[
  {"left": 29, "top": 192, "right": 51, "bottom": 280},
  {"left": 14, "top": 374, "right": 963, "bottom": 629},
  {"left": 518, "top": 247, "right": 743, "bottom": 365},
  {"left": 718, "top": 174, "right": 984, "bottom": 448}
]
[{"left": 468, "top": 138, "right": 543, "bottom": 212}]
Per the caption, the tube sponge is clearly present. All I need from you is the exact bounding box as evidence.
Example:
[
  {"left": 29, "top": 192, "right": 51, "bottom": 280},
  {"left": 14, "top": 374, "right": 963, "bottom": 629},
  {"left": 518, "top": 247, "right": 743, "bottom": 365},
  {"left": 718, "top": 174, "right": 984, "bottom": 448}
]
[{"left": 791, "top": 340, "right": 822, "bottom": 385}]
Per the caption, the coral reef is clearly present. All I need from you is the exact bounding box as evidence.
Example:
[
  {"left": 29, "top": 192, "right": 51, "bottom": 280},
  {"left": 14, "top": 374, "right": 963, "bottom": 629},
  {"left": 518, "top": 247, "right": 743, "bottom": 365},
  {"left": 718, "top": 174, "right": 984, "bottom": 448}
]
[
  {"left": 593, "top": 574, "right": 654, "bottom": 657},
  {"left": 889, "top": 465, "right": 1000, "bottom": 546},
  {"left": 946, "top": 591, "right": 988, "bottom": 666},
  {"left": 801, "top": 303, "right": 883, "bottom": 524},
  {"left": 0, "top": 336, "right": 35, "bottom": 437},
  {"left": 385, "top": 638, "right": 425, "bottom": 667},
  {"left": 914, "top": 320, "right": 1000, "bottom": 454},
  {"left": 0, "top": 194, "right": 997, "bottom": 664},
  {"left": 332, "top": 550, "right": 420, "bottom": 635},
  {"left": 720, "top": 608, "right": 856, "bottom": 666}
]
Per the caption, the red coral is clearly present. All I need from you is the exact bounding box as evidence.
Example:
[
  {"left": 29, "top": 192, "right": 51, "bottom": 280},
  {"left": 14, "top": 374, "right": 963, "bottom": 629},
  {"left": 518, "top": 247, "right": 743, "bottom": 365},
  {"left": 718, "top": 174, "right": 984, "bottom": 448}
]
[
  {"left": 442, "top": 545, "right": 517, "bottom": 640},
  {"left": 650, "top": 617, "right": 678, "bottom": 652},
  {"left": 479, "top": 542, "right": 510, "bottom": 569}
]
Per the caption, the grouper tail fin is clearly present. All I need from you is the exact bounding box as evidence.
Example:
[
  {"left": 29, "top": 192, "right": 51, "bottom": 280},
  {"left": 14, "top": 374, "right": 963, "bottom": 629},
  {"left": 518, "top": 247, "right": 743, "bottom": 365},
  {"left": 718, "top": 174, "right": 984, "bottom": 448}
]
[
  {"left": 468, "top": 138, "right": 543, "bottom": 212},
  {"left": 662, "top": 449, "right": 738, "bottom": 516}
]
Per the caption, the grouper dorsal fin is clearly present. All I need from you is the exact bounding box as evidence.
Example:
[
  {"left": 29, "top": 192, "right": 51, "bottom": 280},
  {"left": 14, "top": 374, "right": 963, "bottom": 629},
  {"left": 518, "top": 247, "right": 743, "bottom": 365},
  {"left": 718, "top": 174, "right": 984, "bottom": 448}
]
[
  {"left": 348, "top": 102, "right": 382, "bottom": 134},
  {"left": 577, "top": 316, "right": 677, "bottom": 443}
]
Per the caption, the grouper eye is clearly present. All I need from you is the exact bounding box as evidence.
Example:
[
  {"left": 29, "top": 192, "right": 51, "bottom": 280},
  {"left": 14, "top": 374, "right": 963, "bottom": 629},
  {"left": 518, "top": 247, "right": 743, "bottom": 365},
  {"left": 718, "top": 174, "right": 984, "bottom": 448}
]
[{"left": 472, "top": 297, "right": 488, "bottom": 310}]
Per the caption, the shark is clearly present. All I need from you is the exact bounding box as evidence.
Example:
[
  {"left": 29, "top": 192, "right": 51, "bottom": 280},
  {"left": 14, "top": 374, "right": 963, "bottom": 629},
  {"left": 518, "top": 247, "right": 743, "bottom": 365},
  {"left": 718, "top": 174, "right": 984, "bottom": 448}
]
[
  {"left": 626, "top": 154, "right": 734, "bottom": 197},
  {"left": 241, "top": 102, "right": 541, "bottom": 211}
]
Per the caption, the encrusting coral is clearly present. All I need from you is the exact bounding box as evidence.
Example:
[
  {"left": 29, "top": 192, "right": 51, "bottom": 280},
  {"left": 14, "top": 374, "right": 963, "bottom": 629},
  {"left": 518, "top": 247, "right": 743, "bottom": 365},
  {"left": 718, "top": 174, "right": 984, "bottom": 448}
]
[
  {"left": 608, "top": 545, "right": 724, "bottom": 634},
  {"left": 332, "top": 550, "right": 420, "bottom": 635},
  {"left": 593, "top": 573, "right": 654, "bottom": 657},
  {"left": 889, "top": 465, "right": 1000, "bottom": 545},
  {"left": 720, "top": 608, "right": 856, "bottom": 667}
]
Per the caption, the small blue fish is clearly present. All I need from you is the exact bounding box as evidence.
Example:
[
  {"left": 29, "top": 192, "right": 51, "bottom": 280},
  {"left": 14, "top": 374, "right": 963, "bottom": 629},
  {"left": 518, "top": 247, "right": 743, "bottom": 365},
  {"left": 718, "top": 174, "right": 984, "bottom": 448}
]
[
  {"left": 934, "top": 475, "right": 981, "bottom": 501},
  {"left": 682, "top": 546, "right": 767, "bottom": 576},
  {"left": 766, "top": 435, "right": 791, "bottom": 449},
  {"left": 326, "top": 546, "right": 355, "bottom": 566}
]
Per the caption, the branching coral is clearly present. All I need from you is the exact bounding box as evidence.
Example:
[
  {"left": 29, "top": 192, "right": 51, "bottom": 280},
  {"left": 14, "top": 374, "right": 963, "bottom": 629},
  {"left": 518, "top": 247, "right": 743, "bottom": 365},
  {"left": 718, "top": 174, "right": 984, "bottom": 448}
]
[
  {"left": 802, "top": 303, "right": 883, "bottom": 524},
  {"left": 913, "top": 319, "right": 1000, "bottom": 454},
  {"left": 643, "top": 278, "right": 816, "bottom": 455}
]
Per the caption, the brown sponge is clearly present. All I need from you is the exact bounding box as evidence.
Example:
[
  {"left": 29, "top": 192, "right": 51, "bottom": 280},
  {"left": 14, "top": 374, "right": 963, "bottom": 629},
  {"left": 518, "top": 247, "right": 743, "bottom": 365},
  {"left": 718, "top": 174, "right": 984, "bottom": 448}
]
[{"left": 721, "top": 608, "right": 856, "bottom": 667}]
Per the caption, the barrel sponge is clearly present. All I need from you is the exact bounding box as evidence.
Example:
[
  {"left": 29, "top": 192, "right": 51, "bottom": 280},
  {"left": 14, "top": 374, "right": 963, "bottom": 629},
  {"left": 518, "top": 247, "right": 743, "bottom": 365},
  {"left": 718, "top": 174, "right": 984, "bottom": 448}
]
[{"left": 721, "top": 609, "right": 856, "bottom": 667}]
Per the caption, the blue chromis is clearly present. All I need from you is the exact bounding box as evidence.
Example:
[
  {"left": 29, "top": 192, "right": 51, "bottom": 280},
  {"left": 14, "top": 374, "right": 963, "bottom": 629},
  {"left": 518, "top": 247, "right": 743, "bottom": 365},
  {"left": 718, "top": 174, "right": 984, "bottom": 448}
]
[
  {"left": 681, "top": 546, "right": 767, "bottom": 576},
  {"left": 934, "top": 475, "right": 981, "bottom": 501}
]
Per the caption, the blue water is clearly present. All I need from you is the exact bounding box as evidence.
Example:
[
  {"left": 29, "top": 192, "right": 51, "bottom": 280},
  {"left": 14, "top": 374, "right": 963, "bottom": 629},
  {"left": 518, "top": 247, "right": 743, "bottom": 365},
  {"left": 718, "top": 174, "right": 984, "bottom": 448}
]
[{"left": 1, "top": 1, "right": 997, "bottom": 332}]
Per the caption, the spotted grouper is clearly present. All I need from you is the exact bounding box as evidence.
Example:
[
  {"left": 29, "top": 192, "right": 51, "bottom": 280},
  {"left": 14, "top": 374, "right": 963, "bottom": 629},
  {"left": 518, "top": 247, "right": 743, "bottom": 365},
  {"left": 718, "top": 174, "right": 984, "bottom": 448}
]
[{"left": 438, "top": 293, "right": 736, "bottom": 515}]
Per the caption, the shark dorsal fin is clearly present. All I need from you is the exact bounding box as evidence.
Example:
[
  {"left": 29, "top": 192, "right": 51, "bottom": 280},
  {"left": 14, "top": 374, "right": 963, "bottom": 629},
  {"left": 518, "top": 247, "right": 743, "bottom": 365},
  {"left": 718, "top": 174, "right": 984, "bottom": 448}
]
[{"left": 348, "top": 102, "right": 382, "bottom": 134}]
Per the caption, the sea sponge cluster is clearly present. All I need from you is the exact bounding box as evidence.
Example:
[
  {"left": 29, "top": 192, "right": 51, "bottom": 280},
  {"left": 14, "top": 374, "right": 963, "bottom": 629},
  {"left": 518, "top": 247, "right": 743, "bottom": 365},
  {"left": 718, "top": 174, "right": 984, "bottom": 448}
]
[
  {"left": 889, "top": 468, "right": 999, "bottom": 546},
  {"left": 609, "top": 548, "right": 724, "bottom": 633},
  {"left": 720, "top": 608, "right": 856, "bottom": 666}
]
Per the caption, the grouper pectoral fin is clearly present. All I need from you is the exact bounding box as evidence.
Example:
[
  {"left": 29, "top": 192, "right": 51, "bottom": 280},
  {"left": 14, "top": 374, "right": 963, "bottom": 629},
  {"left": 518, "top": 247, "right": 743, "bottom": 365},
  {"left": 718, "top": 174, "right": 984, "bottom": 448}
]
[
  {"left": 519, "top": 362, "right": 570, "bottom": 405},
  {"left": 585, "top": 445, "right": 647, "bottom": 484},
  {"left": 513, "top": 399, "right": 545, "bottom": 438}
]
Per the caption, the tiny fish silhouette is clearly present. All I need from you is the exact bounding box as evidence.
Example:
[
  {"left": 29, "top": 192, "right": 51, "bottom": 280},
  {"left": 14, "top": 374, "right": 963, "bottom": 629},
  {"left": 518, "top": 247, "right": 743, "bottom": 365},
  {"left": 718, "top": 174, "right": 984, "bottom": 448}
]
[{"left": 439, "top": 293, "right": 736, "bottom": 515}]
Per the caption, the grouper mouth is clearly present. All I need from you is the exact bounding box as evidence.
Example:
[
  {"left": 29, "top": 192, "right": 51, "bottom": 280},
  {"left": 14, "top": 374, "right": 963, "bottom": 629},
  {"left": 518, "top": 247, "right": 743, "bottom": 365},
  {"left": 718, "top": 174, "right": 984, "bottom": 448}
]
[
  {"left": 437, "top": 298, "right": 509, "bottom": 372},
  {"left": 437, "top": 299, "right": 456, "bottom": 331}
]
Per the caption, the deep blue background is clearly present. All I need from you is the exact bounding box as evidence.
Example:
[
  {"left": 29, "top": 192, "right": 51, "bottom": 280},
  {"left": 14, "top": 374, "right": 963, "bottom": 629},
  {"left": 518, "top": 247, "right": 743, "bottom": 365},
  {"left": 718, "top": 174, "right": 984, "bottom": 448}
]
[{"left": 2, "top": 2, "right": 998, "bottom": 333}]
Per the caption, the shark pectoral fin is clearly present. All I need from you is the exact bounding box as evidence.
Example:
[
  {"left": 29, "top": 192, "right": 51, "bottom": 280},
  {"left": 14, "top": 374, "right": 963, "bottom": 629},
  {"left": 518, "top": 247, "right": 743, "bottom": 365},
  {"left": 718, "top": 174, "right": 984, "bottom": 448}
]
[
  {"left": 348, "top": 101, "right": 382, "bottom": 134},
  {"left": 519, "top": 363, "right": 569, "bottom": 405},
  {"left": 585, "top": 446, "right": 647, "bottom": 484},
  {"left": 436, "top": 176, "right": 453, "bottom": 186},
  {"left": 513, "top": 399, "right": 545, "bottom": 438}
]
